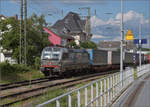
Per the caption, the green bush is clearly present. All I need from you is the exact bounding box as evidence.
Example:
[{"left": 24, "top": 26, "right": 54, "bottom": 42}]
[
  {"left": 80, "top": 41, "right": 97, "bottom": 49},
  {"left": 0, "top": 62, "right": 30, "bottom": 74},
  {"left": 13, "top": 64, "right": 30, "bottom": 72},
  {"left": 67, "top": 41, "right": 80, "bottom": 49},
  {"left": 0, "top": 62, "right": 44, "bottom": 84},
  {"left": 0, "top": 62, "right": 14, "bottom": 74},
  {"left": 34, "top": 57, "right": 40, "bottom": 70}
]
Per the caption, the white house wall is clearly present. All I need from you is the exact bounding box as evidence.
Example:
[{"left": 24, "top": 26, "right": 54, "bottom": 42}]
[
  {"left": 74, "top": 35, "right": 80, "bottom": 45},
  {"left": 0, "top": 52, "right": 5, "bottom": 62}
]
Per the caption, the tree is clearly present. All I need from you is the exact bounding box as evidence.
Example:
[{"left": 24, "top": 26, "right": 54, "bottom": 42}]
[
  {"left": 67, "top": 41, "right": 79, "bottom": 49},
  {"left": 1, "top": 17, "right": 20, "bottom": 64},
  {"left": 1, "top": 17, "right": 20, "bottom": 51},
  {"left": 80, "top": 41, "right": 97, "bottom": 49},
  {"left": 141, "top": 48, "right": 150, "bottom": 51},
  {"left": 0, "top": 14, "right": 50, "bottom": 65}
]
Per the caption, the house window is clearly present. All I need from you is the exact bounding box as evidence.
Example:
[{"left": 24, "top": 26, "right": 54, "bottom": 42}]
[{"left": 61, "top": 39, "right": 67, "bottom": 46}]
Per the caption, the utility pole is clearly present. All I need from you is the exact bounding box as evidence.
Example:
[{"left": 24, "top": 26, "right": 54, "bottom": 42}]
[
  {"left": 20, "top": 0, "right": 23, "bottom": 64},
  {"left": 120, "top": 0, "right": 124, "bottom": 87},
  {"left": 0, "top": 0, "right": 1, "bottom": 83},
  {"left": 0, "top": 0, "right": 1, "bottom": 63},
  {"left": 24, "top": 0, "right": 27, "bottom": 65},
  {"left": 139, "top": 18, "right": 142, "bottom": 68},
  {"left": 0, "top": 0, "right": 1, "bottom": 14},
  {"left": 87, "top": 7, "right": 91, "bottom": 40},
  {"left": 79, "top": 7, "right": 91, "bottom": 41}
]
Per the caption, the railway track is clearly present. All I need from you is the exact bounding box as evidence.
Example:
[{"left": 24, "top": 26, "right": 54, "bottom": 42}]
[
  {"left": 0, "top": 70, "right": 118, "bottom": 107},
  {"left": 0, "top": 76, "right": 60, "bottom": 90}
]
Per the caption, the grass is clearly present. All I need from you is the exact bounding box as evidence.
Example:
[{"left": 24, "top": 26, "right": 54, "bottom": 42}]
[
  {"left": 0, "top": 70, "right": 44, "bottom": 84},
  {"left": 2, "top": 69, "right": 119, "bottom": 107},
  {"left": 29, "top": 75, "right": 107, "bottom": 106},
  {"left": 26, "top": 68, "right": 144, "bottom": 107},
  {"left": 0, "top": 63, "right": 44, "bottom": 84},
  {"left": 133, "top": 68, "right": 137, "bottom": 79},
  {"left": 23, "top": 88, "right": 67, "bottom": 107},
  {"left": 8, "top": 75, "right": 105, "bottom": 107}
]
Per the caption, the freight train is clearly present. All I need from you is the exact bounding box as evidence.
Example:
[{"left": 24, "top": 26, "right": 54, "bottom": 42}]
[{"left": 40, "top": 46, "right": 149, "bottom": 76}]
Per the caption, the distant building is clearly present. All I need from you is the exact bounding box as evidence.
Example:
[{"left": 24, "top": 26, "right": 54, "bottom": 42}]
[
  {"left": 51, "top": 12, "right": 92, "bottom": 45},
  {"left": 0, "top": 15, "right": 7, "bottom": 20},
  {"left": 98, "top": 40, "right": 136, "bottom": 51},
  {"left": 0, "top": 14, "right": 18, "bottom": 20}
]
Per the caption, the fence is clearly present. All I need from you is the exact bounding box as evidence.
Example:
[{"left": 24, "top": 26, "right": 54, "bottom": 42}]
[
  {"left": 37, "top": 64, "right": 150, "bottom": 107},
  {"left": 137, "top": 64, "right": 150, "bottom": 77}
]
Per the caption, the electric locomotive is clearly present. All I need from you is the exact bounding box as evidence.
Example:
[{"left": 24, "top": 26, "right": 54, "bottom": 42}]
[{"left": 40, "top": 46, "right": 90, "bottom": 76}]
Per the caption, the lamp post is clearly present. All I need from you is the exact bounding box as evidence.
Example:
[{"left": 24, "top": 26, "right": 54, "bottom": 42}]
[
  {"left": 104, "top": 9, "right": 124, "bottom": 85},
  {"left": 139, "top": 17, "right": 142, "bottom": 68},
  {"left": 120, "top": 0, "right": 124, "bottom": 87},
  {"left": 79, "top": 7, "right": 91, "bottom": 41}
]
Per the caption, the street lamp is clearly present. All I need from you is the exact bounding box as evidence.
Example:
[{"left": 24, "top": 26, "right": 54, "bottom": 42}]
[
  {"left": 120, "top": 0, "right": 124, "bottom": 87},
  {"left": 104, "top": 6, "right": 124, "bottom": 85},
  {"left": 139, "top": 16, "right": 143, "bottom": 68}
]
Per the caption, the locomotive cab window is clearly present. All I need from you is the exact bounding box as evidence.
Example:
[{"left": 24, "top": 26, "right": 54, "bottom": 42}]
[{"left": 41, "top": 47, "right": 61, "bottom": 60}]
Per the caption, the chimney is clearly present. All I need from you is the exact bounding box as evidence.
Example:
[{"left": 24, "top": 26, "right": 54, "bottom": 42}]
[{"left": 14, "top": 14, "right": 18, "bottom": 20}]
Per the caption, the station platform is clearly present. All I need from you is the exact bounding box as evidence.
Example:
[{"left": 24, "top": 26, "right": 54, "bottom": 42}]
[{"left": 112, "top": 71, "right": 150, "bottom": 107}]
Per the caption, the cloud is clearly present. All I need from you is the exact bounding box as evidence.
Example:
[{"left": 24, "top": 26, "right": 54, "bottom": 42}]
[
  {"left": 92, "top": 34, "right": 109, "bottom": 39},
  {"left": 90, "top": 16, "right": 120, "bottom": 28},
  {"left": 90, "top": 16, "right": 106, "bottom": 27},
  {"left": 112, "top": 36, "right": 121, "bottom": 41},
  {"left": 91, "top": 10, "right": 150, "bottom": 41},
  {"left": 115, "top": 10, "right": 146, "bottom": 24},
  {"left": 91, "top": 10, "right": 149, "bottom": 27}
]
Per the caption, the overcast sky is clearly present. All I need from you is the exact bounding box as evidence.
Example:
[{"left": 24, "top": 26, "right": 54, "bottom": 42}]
[{"left": 1, "top": 0, "right": 150, "bottom": 47}]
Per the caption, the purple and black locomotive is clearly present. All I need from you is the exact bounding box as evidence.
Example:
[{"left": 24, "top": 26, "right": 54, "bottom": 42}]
[{"left": 40, "top": 46, "right": 90, "bottom": 76}]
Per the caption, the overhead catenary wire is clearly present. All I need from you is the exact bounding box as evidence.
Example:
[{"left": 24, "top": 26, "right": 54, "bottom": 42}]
[{"left": 29, "top": 0, "right": 62, "bottom": 17}]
